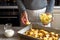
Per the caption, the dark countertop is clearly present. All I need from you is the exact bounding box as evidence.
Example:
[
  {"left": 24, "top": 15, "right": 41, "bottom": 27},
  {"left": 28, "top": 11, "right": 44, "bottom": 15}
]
[{"left": 0, "top": 25, "right": 27, "bottom": 40}]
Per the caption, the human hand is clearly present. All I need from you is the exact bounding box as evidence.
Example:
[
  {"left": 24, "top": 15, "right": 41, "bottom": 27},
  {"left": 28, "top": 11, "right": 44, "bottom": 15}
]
[{"left": 21, "top": 11, "right": 30, "bottom": 25}]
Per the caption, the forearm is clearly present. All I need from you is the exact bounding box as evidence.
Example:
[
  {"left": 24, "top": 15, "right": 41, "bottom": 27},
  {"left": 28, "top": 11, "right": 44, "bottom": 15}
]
[
  {"left": 45, "top": 0, "right": 55, "bottom": 13},
  {"left": 16, "top": 0, "right": 26, "bottom": 13}
]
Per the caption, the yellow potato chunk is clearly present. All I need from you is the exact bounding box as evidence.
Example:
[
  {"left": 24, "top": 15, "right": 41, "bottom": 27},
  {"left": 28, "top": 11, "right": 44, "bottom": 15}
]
[
  {"left": 50, "top": 32, "right": 55, "bottom": 36},
  {"left": 43, "top": 37, "right": 48, "bottom": 40},
  {"left": 40, "top": 13, "right": 52, "bottom": 25},
  {"left": 55, "top": 34, "right": 59, "bottom": 37},
  {"left": 48, "top": 37, "right": 53, "bottom": 40},
  {"left": 30, "top": 31, "right": 34, "bottom": 35},
  {"left": 26, "top": 21, "right": 31, "bottom": 25},
  {"left": 38, "top": 33, "right": 44, "bottom": 37}
]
